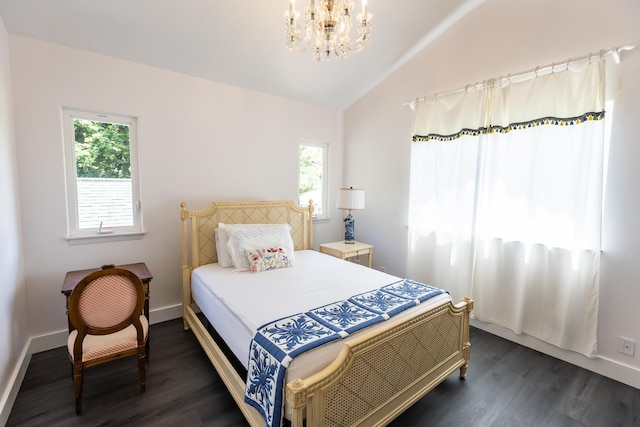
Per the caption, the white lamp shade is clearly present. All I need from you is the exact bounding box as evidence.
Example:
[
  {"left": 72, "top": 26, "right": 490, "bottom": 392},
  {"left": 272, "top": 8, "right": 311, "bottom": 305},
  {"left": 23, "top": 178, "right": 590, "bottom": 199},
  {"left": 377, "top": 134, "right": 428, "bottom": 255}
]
[{"left": 337, "top": 188, "right": 365, "bottom": 210}]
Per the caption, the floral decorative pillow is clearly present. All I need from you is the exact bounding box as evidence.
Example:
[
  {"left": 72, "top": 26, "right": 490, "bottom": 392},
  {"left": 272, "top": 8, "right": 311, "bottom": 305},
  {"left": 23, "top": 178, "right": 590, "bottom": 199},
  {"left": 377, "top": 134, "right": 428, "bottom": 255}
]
[{"left": 246, "top": 247, "right": 292, "bottom": 273}]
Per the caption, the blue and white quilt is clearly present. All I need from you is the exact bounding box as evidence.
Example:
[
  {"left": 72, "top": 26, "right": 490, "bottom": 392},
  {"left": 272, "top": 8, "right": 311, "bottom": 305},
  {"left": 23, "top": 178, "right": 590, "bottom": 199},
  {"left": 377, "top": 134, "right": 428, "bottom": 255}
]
[{"left": 243, "top": 279, "right": 446, "bottom": 427}]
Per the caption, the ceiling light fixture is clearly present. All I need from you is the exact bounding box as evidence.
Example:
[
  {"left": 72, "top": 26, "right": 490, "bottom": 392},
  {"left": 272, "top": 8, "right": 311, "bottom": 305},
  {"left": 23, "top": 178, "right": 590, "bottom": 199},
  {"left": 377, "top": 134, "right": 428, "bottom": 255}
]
[{"left": 285, "top": 0, "right": 372, "bottom": 61}]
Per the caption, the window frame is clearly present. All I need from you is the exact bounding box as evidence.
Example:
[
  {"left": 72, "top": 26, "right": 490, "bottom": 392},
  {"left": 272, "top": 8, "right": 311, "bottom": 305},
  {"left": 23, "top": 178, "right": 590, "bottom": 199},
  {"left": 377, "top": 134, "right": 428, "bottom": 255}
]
[
  {"left": 298, "top": 141, "right": 329, "bottom": 220},
  {"left": 62, "top": 108, "right": 144, "bottom": 243}
]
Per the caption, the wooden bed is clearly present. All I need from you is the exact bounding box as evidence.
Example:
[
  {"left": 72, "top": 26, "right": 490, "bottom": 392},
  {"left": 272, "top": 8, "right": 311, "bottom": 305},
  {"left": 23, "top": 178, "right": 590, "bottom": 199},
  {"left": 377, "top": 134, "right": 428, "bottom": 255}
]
[{"left": 180, "top": 200, "right": 473, "bottom": 427}]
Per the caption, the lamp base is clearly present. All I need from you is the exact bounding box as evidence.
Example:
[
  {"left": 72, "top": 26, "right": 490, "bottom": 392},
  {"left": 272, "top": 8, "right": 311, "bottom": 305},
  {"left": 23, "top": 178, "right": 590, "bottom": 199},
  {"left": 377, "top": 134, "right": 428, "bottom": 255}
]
[{"left": 344, "top": 215, "right": 355, "bottom": 244}]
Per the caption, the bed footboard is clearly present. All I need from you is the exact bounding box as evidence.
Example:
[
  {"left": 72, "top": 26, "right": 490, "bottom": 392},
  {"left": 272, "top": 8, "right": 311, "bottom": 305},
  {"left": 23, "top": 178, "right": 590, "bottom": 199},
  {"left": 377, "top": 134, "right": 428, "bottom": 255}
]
[{"left": 287, "top": 297, "right": 473, "bottom": 427}]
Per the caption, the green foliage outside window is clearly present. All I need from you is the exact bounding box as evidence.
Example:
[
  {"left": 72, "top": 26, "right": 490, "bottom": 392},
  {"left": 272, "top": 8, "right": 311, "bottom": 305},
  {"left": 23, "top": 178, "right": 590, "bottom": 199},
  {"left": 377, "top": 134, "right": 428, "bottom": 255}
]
[
  {"left": 299, "top": 145, "right": 322, "bottom": 196},
  {"left": 74, "top": 119, "right": 131, "bottom": 178}
]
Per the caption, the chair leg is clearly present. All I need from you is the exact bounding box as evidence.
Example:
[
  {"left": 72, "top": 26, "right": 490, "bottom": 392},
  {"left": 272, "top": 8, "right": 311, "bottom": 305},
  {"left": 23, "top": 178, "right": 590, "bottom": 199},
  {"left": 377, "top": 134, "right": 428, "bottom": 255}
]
[
  {"left": 73, "top": 362, "right": 83, "bottom": 415},
  {"left": 138, "top": 346, "right": 146, "bottom": 392}
]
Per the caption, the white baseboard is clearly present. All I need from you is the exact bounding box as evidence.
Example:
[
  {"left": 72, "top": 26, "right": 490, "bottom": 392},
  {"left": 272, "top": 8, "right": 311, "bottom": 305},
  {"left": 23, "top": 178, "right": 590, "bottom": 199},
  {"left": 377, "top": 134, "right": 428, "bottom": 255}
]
[
  {"left": 148, "top": 303, "right": 183, "bottom": 325},
  {"left": 0, "top": 304, "right": 183, "bottom": 425},
  {"left": 0, "top": 341, "right": 31, "bottom": 427},
  {"left": 471, "top": 319, "right": 640, "bottom": 389}
]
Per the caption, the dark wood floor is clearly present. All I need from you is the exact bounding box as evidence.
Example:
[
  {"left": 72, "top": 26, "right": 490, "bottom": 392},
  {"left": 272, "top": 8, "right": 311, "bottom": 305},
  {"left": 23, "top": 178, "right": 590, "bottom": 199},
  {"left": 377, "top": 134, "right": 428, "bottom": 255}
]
[{"left": 7, "top": 319, "right": 640, "bottom": 427}]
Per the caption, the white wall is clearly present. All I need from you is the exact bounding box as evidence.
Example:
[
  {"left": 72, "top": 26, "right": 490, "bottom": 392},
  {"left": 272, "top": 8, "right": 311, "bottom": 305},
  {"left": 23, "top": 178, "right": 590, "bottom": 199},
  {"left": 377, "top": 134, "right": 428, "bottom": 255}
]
[
  {"left": 0, "top": 14, "right": 28, "bottom": 426},
  {"left": 344, "top": 0, "right": 640, "bottom": 386},
  {"left": 9, "top": 36, "right": 344, "bottom": 345}
]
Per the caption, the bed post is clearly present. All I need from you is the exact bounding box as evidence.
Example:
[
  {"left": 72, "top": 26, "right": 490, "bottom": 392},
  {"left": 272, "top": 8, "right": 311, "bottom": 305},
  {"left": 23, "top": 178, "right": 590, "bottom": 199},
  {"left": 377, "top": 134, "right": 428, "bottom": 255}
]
[
  {"left": 286, "top": 379, "right": 307, "bottom": 427},
  {"left": 180, "top": 201, "right": 192, "bottom": 331},
  {"left": 459, "top": 297, "right": 474, "bottom": 379},
  {"left": 307, "top": 199, "right": 314, "bottom": 249}
]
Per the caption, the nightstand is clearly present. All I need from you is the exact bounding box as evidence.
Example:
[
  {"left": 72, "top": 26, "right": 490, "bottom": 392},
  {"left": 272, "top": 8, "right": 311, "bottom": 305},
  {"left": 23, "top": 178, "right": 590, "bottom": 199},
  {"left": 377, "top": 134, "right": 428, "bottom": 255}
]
[{"left": 319, "top": 241, "right": 373, "bottom": 268}]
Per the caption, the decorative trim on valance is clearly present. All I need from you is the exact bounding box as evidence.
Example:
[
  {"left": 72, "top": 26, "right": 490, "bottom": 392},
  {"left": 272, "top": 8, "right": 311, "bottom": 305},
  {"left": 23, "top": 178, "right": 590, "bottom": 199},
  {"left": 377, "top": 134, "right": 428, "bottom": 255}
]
[{"left": 413, "top": 111, "right": 605, "bottom": 142}]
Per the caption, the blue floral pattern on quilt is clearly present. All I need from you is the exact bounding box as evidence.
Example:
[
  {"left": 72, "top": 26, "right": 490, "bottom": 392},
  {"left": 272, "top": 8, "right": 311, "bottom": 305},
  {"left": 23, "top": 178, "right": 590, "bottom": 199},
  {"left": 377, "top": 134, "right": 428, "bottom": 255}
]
[{"left": 243, "top": 279, "right": 447, "bottom": 427}]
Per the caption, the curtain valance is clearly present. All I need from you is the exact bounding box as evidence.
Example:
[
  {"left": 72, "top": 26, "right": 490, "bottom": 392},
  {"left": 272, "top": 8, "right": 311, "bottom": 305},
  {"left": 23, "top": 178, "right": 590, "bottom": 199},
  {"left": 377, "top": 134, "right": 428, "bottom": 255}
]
[{"left": 412, "top": 61, "right": 605, "bottom": 141}]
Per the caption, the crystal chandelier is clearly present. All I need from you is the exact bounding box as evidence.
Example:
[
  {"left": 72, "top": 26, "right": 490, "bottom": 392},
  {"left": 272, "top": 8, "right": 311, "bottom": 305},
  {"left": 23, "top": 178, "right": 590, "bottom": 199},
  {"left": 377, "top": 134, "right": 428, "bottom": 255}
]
[{"left": 285, "top": 0, "right": 372, "bottom": 61}]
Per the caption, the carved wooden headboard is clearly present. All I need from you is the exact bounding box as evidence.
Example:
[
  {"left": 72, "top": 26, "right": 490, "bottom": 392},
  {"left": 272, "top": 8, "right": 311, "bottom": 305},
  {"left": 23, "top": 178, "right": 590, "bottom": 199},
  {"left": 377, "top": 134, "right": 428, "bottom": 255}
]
[{"left": 180, "top": 200, "right": 314, "bottom": 270}]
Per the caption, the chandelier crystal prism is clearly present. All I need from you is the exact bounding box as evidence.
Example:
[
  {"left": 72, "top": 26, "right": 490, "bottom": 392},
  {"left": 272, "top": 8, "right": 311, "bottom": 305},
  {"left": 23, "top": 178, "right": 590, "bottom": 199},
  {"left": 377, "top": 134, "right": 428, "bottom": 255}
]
[{"left": 285, "top": 0, "right": 372, "bottom": 61}]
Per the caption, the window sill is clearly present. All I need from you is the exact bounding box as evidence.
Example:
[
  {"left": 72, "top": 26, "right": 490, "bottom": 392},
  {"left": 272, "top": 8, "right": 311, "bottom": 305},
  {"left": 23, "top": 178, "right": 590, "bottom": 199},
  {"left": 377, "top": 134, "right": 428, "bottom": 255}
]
[{"left": 66, "top": 231, "right": 146, "bottom": 245}]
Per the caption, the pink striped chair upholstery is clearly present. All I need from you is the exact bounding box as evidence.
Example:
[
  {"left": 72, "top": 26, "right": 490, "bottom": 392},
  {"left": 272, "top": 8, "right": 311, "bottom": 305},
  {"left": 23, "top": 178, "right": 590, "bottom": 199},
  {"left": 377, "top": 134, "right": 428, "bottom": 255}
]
[{"left": 67, "top": 265, "right": 148, "bottom": 414}]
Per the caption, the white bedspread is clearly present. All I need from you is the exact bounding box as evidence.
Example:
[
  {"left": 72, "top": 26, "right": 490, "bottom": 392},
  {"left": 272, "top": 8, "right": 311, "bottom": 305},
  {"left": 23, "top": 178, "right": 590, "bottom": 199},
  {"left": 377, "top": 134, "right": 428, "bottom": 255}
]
[{"left": 191, "top": 250, "right": 451, "bottom": 404}]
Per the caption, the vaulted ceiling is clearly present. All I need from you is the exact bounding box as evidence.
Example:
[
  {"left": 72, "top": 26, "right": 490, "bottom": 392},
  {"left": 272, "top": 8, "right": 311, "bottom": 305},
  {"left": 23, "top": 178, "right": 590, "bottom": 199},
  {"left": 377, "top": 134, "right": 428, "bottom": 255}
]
[{"left": 0, "top": 0, "right": 483, "bottom": 109}]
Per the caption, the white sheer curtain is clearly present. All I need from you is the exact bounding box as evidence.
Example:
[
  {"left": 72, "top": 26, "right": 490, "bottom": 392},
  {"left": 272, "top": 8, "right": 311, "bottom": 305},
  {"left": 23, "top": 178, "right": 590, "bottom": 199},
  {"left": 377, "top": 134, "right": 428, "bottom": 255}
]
[{"left": 408, "top": 61, "right": 605, "bottom": 357}]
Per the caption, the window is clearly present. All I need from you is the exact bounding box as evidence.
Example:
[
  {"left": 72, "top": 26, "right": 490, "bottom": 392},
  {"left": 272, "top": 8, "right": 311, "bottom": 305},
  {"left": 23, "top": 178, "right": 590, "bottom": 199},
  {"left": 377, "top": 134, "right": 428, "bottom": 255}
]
[
  {"left": 62, "top": 109, "right": 143, "bottom": 241},
  {"left": 298, "top": 142, "right": 328, "bottom": 219},
  {"left": 408, "top": 60, "right": 607, "bottom": 357}
]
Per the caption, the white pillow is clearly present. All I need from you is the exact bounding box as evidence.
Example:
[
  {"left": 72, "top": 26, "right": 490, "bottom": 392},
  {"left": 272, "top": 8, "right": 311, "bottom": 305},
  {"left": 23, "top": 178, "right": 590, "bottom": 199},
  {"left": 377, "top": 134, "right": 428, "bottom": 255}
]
[
  {"left": 214, "top": 227, "right": 233, "bottom": 268},
  {"left": 223, "top": 223, "right": 295, "bottom": 271}
]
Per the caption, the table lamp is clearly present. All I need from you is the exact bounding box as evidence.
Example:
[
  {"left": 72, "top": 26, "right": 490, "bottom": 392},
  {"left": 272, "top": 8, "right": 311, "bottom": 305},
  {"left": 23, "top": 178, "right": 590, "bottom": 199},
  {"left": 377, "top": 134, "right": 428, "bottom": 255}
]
[{"left": 337, "top": 187, "right": 365, "bottom": 244}]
